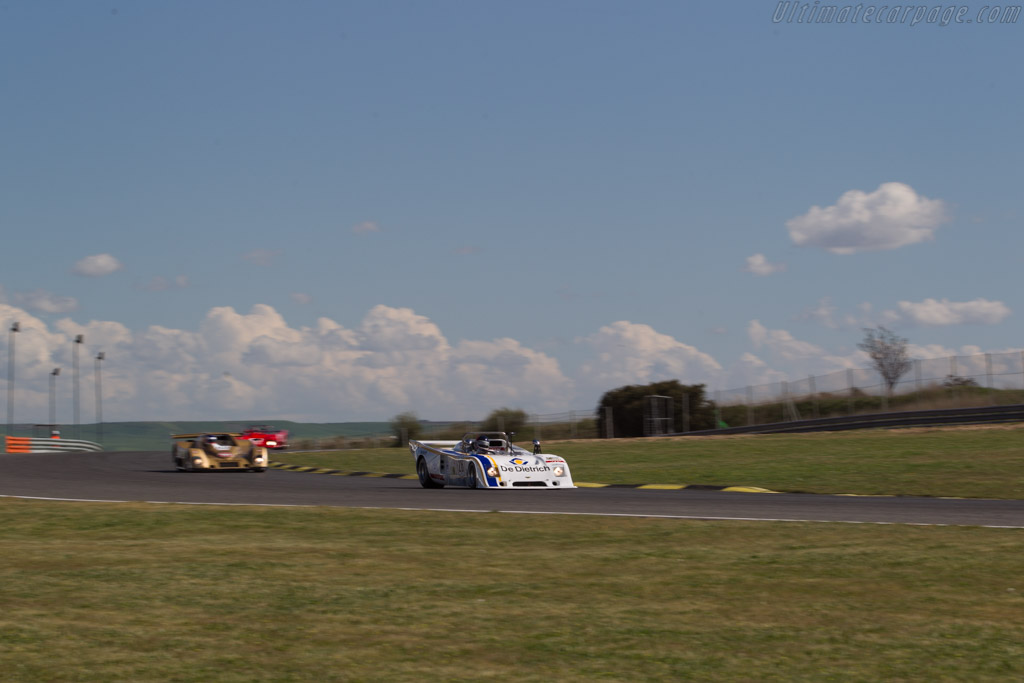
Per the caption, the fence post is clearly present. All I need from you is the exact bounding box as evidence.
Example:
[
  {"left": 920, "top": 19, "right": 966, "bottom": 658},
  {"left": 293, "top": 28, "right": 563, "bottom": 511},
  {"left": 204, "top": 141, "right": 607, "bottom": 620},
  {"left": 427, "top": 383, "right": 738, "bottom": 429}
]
[
  {"left": 986, "top": 353, "right": 993, "bottom": 404},
  {"left": 746, "top": 385, "right": 754, "bottom": 427},
  {"left": 847, "top": 369, "right": 855, "bottom": 415},
  {"left": 781, "top": 381, "right": 790, "bottom": 421},
  {"left": 809, "top": 375, "right": 819, "bottom": 419},
  {"left": 681, "top": 392, "right": 690, "bottom": 433},
  {"left": 950, "top": 356, "right": 959, "bottom": 406},
  {"left": 915, "top": 359, "right": 922, "bottom": 410}
]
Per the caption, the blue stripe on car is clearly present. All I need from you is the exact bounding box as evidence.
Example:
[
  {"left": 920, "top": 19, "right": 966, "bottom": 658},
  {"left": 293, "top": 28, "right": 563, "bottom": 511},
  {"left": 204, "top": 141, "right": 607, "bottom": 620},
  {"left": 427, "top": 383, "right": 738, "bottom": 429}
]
[
  {"left": 469, "top": 453, "right": 499, "bottom": 487},
  {"left": 440, "top": 450, "right": 499, "bottom": 487}
]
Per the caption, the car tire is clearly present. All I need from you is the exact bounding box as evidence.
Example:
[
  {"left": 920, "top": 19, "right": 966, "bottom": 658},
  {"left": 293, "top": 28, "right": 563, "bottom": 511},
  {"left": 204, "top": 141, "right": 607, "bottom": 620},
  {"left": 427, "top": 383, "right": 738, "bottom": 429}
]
[
  {"left": 467, "top": 463, "right": 479, "bottom": 489},
  {"left": 418, "top": 458, "right": 443, "bottom": 489}
]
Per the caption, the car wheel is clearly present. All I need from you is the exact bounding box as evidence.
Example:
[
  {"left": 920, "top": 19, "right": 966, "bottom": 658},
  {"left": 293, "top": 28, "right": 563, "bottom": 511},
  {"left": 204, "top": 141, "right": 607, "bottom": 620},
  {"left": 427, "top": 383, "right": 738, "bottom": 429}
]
[
  {"left": 467, "top": 463, "right": 479, "bottom": 489},
  {"left": 417, "top": 458, "right": 442, "bottom": 489}
]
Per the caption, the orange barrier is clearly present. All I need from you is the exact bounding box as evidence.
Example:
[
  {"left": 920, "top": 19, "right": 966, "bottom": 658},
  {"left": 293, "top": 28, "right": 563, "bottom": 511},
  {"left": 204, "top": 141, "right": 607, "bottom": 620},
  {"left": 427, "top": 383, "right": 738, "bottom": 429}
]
[{"left": 5, "top": 436, "right": 32, "bottom": 453}]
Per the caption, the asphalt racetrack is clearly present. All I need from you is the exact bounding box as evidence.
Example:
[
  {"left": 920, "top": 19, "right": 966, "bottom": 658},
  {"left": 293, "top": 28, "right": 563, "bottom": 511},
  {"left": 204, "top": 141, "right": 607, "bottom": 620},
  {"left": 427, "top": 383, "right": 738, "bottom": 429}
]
[{"left": 3, "top": 451, "right": 1024, "bottom": 528}]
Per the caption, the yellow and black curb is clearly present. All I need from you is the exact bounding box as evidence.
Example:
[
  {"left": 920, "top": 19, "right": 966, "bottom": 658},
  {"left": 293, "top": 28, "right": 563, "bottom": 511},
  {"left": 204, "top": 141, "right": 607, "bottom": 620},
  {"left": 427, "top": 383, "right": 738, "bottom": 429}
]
[
  {"left": 270, "top": 462, "right": 418, "bottom": 479},
  {"left": 269, "top": 462, "right": 777, "bottom": 492},
  {"left": 577, "top": 482, "right": 778, "bottom": 493}
]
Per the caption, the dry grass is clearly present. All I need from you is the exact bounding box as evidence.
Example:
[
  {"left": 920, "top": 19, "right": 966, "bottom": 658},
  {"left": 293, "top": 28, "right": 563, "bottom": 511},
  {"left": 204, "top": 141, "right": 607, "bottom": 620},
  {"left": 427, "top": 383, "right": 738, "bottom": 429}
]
[
  {"left": 280, "top": 425, "right": 1024, "bottom": 499},
  {"left": 1, "top": 499, "right": 1023, "bottom": 681}
]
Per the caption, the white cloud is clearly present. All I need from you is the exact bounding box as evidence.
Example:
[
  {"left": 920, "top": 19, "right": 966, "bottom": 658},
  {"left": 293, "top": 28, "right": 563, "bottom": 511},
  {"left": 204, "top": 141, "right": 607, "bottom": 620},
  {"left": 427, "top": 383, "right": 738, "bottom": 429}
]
[
  {"left": 353, "top": 221, "right": 380, "bottom": 234},
  {"left": 6, "top": 298, "right": 1013, "bottom": 425},
  {"left": 0, "top": 303, "right": 580, "bottom": 422},
  {"left": 747, "top": 320, "right": 860, "bottom": 373},
  {"left": 73, "top": 253, "right": 123, "bottom": 277},
  {"left": 748, "top": 320, "right": 824, "bottom": 360},
  {"left": 786, "top": 182, "right": 948, "bottom": 254},
  {"left": 744, "top": 253, "right": 786, "bottom": 276},
  {"left": 576, "top": 321, "right": 722, "bottom": 396},
  {"left": 718, "top": 352, "right": 787, "bottom": 399},
  {"left": 358, "top": 305, "right": 448, "bottom": 354},
  {"left": 12, "top": 289, "right": 78, "bottom": 314},
  {"left": 889, "top": 298, "right": 1011, "bottom": 326},
  {"left": 450, "top": 338, "right": 572, "bottom": 411},
  {"left": 799, "top": 298, "right": 839, "bottom": 329}
]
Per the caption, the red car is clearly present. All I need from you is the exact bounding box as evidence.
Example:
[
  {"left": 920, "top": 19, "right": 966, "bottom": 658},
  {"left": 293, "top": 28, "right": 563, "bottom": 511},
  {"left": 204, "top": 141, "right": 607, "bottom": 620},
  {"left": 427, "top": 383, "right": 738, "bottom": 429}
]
[{"left": 240, "top": 424, "right": 289, "bottom": 450}]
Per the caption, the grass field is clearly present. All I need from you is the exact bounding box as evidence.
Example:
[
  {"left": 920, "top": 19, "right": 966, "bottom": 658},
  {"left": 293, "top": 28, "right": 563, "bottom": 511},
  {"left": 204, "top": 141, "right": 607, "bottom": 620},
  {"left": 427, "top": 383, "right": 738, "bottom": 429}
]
[
  {"left": 3, "top": 426, "right": 1023, "bottom": 680},
  {"left": 275, "top": 425, "right": 1024, "bottom": 499},
  {"left": 1, "top": 499, "right": 1022, "bottom": 682}
]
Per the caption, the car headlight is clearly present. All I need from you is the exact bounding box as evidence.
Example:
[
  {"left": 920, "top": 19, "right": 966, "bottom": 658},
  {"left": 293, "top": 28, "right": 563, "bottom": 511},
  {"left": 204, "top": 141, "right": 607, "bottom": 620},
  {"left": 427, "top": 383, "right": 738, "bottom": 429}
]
[
  {"left": 487, "top": 467, "right": 498, "bottom": 477},
  {"left": 553, "top": 466, "right": 565, "bottom": 477},
  {"left": 266, "top": 440, "right": 277, "bottom": 447},
  {"left": 192, "top": 457, "right": 203, "bottom": 464},
  {"left": 254, "top": 455, "right": 265, "bottom": 462}
]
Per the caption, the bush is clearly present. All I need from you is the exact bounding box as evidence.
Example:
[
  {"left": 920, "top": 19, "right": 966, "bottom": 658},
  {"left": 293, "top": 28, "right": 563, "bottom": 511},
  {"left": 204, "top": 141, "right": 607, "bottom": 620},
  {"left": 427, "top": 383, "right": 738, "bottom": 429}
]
[
  {"left": 481, "top": 408, "right": 528, "bottom": 434},
  {"left": 390, "top": 412, "right": 422, "bottom": 447},
  {"left": 596, "top": 380, "right": 716, "bottom": 438}
]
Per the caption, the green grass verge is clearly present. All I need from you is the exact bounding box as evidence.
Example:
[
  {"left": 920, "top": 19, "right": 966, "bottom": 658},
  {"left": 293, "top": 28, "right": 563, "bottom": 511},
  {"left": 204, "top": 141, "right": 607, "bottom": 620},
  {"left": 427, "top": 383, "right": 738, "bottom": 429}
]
[
  {"left": 1, "top": 498, "right": 1022, "bottom": 681},
  {"left": 277, "top": 425, "right": 1024, "bottom": 499}
]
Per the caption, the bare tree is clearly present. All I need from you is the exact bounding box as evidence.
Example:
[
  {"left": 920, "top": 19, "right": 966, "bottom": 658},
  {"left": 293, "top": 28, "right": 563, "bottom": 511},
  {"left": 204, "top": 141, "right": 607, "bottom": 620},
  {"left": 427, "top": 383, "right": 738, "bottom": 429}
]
[{"left": 858, "top": 326, "right": 912, "bottom": 395}]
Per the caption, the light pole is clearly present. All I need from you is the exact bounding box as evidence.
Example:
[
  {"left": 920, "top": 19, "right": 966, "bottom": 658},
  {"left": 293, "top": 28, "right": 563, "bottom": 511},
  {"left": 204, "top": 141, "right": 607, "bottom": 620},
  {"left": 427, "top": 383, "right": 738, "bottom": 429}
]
[
  {"left": 6, "top": 321, "right": 19, "bottom": 438},
  {"left": 49, "top": 368, "right": 61, "bottom": 428},
  {"left": 73, "top": 334, "right": 83, "bottom": 440},
  {"left": 94, "top": 352, "right": 104, "bottom": 445}
]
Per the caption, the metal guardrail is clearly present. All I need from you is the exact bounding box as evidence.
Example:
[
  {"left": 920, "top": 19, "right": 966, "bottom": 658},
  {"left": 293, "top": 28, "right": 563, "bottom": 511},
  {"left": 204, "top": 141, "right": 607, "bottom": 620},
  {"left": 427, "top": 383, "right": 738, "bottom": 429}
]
[
  {"left": 5, "top": 436, "right": 104, "bottom": 453},
  {"left": 676, "top": 404, "right": 1024, "bottom": 437}
]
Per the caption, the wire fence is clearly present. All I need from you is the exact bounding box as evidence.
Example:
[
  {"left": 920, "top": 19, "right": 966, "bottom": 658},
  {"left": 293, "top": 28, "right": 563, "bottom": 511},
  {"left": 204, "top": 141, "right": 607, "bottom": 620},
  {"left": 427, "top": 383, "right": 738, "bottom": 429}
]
[
  {"left": 712, "top": 350, "right": 1024, "bottom": 428},
  {"left": 525, "top": 350, "right": 1024, "bottom": 437},
  {"left": 523, "top": 351, "right": 1024, "bottom": 436}
]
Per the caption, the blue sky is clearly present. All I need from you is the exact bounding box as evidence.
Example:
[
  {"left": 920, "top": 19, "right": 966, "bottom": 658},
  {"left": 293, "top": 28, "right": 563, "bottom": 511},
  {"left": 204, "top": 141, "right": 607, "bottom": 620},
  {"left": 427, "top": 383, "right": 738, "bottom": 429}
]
[{"left": 2, "top": 1, "right": 1022, "bottom": 423}]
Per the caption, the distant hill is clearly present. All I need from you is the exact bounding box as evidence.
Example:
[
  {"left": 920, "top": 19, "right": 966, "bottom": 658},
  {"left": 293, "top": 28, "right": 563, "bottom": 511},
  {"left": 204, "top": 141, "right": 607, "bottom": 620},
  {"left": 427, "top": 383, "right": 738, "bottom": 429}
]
[{"left": 9, "top": 421, "right": 392, "bottom": 452}]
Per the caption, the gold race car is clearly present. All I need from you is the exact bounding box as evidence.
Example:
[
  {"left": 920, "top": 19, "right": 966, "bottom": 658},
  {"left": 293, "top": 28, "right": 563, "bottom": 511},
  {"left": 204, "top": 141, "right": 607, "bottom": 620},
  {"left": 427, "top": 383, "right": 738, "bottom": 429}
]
[{"left": 171, "top": 432, "right": 269, "bottom": 472}]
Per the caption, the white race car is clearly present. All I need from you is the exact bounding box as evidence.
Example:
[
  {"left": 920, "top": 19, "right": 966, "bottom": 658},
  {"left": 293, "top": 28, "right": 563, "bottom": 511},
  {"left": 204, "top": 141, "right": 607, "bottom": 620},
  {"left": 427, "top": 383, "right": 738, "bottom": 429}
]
[{"left": 410, "top": 432, "right": 575, "bottom": 489}]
